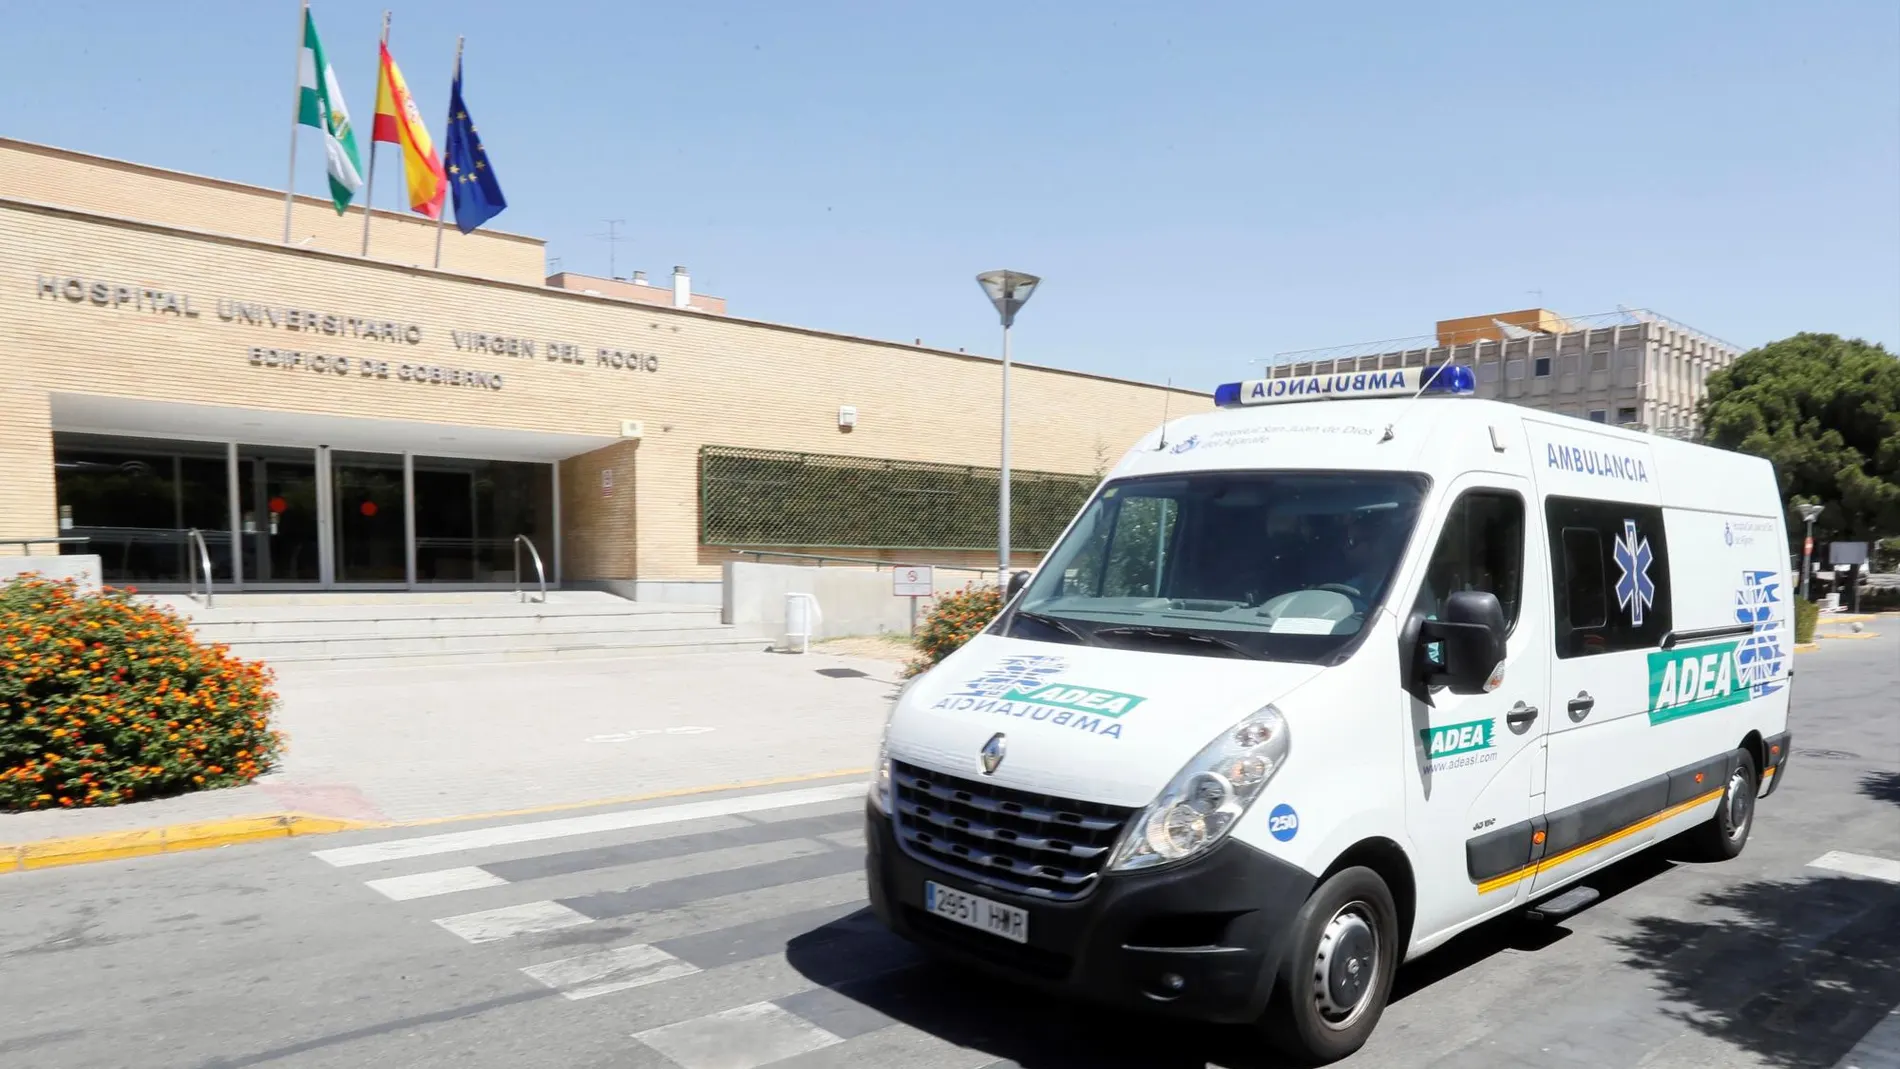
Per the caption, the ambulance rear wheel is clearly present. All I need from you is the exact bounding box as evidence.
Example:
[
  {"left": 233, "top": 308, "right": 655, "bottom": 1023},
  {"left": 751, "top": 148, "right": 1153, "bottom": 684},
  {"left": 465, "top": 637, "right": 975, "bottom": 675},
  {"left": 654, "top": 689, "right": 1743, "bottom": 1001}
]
[
  {"left": 1685, "top": 748, "right": 1757, "bottom": 862},
  {"left": 1261, "top": 865, "right": 1399, "bottom": 1066}
]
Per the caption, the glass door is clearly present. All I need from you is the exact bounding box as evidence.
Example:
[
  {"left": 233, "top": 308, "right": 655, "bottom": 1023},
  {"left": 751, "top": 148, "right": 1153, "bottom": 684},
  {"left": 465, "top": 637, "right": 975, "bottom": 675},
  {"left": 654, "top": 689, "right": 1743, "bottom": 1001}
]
[
  {"left": 332, "top": 451, "right": 408, "bottom": 583},
  {"left": 239, "top": 445, "right": 320, "bottom": 584}
]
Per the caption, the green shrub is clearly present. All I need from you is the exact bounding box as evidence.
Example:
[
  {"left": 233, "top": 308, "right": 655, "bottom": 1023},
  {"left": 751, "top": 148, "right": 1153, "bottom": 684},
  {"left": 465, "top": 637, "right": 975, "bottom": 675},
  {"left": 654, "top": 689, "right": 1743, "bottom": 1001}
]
[
  {"left": 1794, "top": 598, "right": 1819, "bottom": 645},
  {"left": 0, "top": 575, "right": 282, "bottom": 811},
  {"left": 906, "top": 585, "right": 1002, "bottom": 678}
]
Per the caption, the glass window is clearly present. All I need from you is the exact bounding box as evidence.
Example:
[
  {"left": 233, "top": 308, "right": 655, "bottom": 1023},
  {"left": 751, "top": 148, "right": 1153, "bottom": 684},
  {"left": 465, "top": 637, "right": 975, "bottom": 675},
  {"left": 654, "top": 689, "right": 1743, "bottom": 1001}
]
[
  {"left": 1533, "top": 357, "right": 1552, "bottom": 378},
  {"left": 1412, "top": 491, "right": 1525, "bottom": 630},
  {"left": 1590, "top": 351, "right": 1610, "bottom": 372},
  {"left": 1547, "top": 497, "right": 1671, "bottom": 658},
  {"left": 1617, "top": 406, "right": 1639, "bottom": 425},
  {"left": 54, "top": 433, "right": 233, "bottom": 584},
  {"left": 1589, "top": 410, "right": 1608, "bottom": 423},
  {"left": 1002, "top": 471, "right": 1431, "bottom": 664},
  {"left": 413, "top": 457, "right": 554, "bottom": 582}
]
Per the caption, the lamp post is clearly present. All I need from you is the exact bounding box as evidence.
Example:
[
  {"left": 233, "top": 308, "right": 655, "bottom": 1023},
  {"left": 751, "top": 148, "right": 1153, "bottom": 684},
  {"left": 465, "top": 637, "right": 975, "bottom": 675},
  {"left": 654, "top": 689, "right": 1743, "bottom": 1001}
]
[
  {"left": 976, "top": 270, "right": 1042, "bottom": 582},
  {"left": 1796, "top": 502, "right": 1823, "bottom": 602}
]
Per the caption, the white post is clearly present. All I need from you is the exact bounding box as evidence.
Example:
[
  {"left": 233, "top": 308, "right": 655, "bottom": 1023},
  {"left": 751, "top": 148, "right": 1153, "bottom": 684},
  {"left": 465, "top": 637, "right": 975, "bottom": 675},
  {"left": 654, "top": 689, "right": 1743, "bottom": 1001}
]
[
  {"left": 281, "top": 0, "right": 308, "bottom": 244},
  {"left": 999, "top": 321, "right": 1011, "bottom": 580}
]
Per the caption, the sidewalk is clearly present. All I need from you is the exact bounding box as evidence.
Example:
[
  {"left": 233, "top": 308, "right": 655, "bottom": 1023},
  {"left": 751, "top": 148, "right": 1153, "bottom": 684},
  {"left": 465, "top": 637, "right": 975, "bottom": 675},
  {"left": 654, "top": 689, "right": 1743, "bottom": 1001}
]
[{"left": 0, "top": 645, "right": 905, "bottom": 849}]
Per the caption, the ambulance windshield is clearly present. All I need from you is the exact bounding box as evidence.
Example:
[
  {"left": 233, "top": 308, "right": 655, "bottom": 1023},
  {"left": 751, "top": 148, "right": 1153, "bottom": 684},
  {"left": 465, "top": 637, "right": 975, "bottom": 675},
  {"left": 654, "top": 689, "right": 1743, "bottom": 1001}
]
[{"left": 1001, "top": 471, "right": 1429, "bottom": 663}]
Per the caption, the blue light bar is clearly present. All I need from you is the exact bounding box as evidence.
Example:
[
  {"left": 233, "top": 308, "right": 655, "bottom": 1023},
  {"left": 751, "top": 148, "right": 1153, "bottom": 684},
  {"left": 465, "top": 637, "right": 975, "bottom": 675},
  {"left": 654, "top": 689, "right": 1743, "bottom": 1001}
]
[{"left": 1215, "top": 364, "right": 1477, "bottom": 407}]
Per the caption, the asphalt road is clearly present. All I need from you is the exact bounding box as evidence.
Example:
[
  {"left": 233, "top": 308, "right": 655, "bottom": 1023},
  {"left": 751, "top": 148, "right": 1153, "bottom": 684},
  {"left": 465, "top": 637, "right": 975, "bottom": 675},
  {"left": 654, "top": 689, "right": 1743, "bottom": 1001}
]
[{"left": 1, "top": 630, "right": 1895, "bottom": 1069}]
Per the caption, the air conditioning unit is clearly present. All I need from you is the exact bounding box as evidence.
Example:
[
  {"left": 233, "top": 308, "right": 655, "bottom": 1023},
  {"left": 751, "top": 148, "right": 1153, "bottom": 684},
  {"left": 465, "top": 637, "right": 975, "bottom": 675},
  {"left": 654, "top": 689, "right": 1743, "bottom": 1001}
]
[{"left": 620, "top": 419, "right": 644, "bottom": 439}]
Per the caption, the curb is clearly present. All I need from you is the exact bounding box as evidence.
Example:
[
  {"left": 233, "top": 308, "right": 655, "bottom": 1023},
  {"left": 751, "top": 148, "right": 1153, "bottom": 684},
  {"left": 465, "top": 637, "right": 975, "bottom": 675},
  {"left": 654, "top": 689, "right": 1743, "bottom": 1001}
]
[
  {"left": 1795, "top": 642, "right": 1821, "bottom": 653},
  {"left": 0, "top": 813, "right": 378, "bottom": 873},
  {"left": 1816, "top": 631, "right": 1882, "bottom": 641},
  {"left": 0, "top": 766, "right": 870, "bottom": 876}
]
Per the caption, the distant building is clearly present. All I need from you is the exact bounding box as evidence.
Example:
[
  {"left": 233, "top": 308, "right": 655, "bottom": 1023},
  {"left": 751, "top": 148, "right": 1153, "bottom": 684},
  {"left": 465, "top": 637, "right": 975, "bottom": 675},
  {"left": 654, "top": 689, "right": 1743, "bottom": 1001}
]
[{"left": 1268, "top": 308, "right": 1742, "bottom": 437}]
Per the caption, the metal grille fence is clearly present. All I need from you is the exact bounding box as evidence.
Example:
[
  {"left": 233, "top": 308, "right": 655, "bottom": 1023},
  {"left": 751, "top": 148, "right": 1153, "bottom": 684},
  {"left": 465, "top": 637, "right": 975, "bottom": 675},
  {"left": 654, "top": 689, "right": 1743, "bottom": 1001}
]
[{"left": 700, "top": 446, "right": 1096, "bottom": 551}]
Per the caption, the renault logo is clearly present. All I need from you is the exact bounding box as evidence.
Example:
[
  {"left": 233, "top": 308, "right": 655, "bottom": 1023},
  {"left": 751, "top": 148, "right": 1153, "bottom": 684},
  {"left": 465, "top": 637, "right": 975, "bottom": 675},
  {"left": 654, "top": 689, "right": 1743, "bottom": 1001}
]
[{"left": 979, "top": 733, "right": 1007, "bottom": 775}]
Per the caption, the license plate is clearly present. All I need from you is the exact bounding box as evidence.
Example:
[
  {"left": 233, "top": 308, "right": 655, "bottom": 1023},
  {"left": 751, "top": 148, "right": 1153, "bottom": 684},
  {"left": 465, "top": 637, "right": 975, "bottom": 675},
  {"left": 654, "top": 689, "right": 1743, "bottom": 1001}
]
[{"left": 923, "top": 880, "right": 1028, "bottom": 944}]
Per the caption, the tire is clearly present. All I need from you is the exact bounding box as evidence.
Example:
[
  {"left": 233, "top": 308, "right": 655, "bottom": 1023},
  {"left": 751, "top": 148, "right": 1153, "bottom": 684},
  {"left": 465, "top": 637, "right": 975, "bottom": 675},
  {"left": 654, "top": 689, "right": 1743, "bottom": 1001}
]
[
  {"left": 1683, "top": 748, "right": 1758, "bottom": 862},
  {"left": 1260, "top": 866, "right": 1401, "bottom": 1066}
]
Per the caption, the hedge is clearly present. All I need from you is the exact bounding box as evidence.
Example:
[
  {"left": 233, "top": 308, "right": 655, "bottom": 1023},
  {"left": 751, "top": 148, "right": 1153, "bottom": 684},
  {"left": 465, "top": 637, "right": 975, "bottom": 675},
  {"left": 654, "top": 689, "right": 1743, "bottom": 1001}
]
[
  {"left": 0, "top": 575, "right": 282, "bottom": 811},
  {"left": 1794, "top": 598, "right": 1819, "bottom": 645}
]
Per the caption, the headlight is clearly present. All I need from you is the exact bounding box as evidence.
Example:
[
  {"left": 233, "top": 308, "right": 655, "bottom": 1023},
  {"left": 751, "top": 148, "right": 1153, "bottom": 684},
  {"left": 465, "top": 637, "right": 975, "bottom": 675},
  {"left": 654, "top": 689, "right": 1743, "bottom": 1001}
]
[
  {"left": 1108, "top": 705, "right": 1291, "bottom": 871},
  {"left": 869, "top": 738, "right": 893, "bottom": 814},
  {"left": 869, "top": 675, "right": 921, "bottom": 814}
]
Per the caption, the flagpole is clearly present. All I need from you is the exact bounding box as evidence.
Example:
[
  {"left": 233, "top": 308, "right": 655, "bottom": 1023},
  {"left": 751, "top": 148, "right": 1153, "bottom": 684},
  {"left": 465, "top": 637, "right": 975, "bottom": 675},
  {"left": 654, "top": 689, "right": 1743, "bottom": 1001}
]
[
  {"left": 360, "top": 9, "right": 390, "bottom": 257},
  {"left": 282, "top": 0, "right": 309, "bottom": 244},
  {"left": 432, "top": 36, "right": 464, "bottom": 270}
]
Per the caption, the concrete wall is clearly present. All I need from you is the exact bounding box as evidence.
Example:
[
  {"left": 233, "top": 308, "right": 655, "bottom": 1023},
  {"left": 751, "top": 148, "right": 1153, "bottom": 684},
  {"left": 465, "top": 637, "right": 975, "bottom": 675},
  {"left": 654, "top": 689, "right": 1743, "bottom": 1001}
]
[
  {"left": 722, "top": 561, "right": 995, "bottom": 641},
  {"left": 1, "top": 553, "right": 103, "bottom": 592}
]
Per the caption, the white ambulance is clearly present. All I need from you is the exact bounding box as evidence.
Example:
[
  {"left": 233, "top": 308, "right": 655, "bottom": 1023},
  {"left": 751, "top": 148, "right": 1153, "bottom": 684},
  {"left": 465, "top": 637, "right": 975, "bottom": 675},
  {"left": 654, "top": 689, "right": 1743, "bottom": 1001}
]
[{"left": 864, "top": 364, "right": 1794, "bottom": 1064}]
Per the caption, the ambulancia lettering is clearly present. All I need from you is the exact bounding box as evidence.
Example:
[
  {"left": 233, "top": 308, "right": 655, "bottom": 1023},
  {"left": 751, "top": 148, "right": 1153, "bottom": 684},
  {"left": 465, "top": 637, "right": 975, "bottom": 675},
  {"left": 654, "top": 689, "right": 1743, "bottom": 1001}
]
[{"left": 1545, "top": 442, "right": 1650, "bottom": 483}]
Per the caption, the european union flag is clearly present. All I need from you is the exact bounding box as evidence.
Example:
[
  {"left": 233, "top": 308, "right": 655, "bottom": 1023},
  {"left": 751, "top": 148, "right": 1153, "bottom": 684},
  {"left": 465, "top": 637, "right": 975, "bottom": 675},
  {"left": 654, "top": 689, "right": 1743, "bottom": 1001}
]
[{"left": 443, "top": 60, "right": 506, "bottom": 234}]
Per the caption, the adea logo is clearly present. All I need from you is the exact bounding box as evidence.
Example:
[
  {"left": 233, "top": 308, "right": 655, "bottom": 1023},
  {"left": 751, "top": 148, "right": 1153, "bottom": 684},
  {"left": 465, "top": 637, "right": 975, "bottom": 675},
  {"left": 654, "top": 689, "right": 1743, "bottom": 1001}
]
[
  {"left": 1647, "top": 640, "right": 1750, "bottom": 725},
  {"left": 1421, "top": 718, "right": 1494, "bottom": 758},
  {"left": 1006, "top": 683, "right": 1146, "bottom": 717}
]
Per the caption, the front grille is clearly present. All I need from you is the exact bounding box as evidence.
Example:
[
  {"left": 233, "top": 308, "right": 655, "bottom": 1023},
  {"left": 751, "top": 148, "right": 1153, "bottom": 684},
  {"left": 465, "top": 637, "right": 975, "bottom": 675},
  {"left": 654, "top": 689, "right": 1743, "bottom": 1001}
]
[{"left": 891, "top": 759, "right": 1137, "bottom": 901}]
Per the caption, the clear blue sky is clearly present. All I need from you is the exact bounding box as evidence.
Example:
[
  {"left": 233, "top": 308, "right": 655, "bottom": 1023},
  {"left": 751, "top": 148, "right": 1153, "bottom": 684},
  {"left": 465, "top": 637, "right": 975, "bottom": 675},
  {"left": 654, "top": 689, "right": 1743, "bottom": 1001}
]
[{"left": 6, "top": 1, "right": 1896, "bottom": 388}]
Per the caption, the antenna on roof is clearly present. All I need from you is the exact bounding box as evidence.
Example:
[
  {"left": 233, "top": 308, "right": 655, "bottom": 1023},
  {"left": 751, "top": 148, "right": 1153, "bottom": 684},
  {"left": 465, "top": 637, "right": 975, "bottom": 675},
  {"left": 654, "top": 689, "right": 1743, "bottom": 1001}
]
[
  {"left": 1379, "top": 348, "right": 1461, "bottom": 444},
  {"left": 1155, "top": 378, "right": 1173, "bottom": 450},
  {"left": 592, "top": 219, "right": 629, "bottom": 278}
]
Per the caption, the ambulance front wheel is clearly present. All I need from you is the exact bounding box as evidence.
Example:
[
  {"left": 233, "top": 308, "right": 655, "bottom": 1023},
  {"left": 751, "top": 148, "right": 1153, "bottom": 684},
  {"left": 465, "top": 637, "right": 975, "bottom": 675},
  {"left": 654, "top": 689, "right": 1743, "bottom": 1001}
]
[
  {"left": 1260, "top": 865, "right": 1400, "bottom": 1066},
  {"left": 1684, "top": 748, "right": 1758, "bottom": 862}
]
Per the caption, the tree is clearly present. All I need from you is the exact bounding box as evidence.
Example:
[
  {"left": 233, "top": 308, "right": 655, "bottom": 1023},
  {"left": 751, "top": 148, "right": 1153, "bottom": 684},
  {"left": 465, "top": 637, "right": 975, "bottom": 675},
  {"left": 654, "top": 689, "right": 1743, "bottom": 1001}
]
[{"left": 1699, "top": 333, "right": 1900, "bottom": 555}]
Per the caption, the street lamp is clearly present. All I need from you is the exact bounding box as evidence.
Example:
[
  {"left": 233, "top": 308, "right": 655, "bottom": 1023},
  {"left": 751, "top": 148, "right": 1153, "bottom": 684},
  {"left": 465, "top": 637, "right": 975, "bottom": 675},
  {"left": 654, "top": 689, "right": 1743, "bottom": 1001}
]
[
  {"left": 976, "top": 269, "right": 1042, "bottom": 582},
  {"left": 1796, "top": 502, "right": 1824, "bottom": 601}
]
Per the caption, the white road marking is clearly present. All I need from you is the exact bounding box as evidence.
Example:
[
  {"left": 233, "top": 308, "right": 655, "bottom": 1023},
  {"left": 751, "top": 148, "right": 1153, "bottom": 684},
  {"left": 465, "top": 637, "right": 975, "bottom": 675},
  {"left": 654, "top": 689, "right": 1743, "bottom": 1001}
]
[
  {"left": 521, "top": 943, "right": 701, "bottom": 1000},
  {"left": 365, "top": 866, "right": 508, "bottom": 901},
  {"left": 433, "top": 900, "right": 589, "bottom": 944},
  {"left": 634, "top": 1001, "right": 843, "bottom": 1069},
  {"left": 1808, "top": 850, "right": 1900, "bottom": 884},
  {"left": 311, "top": 782, "right": 866, "bottom": 867}
]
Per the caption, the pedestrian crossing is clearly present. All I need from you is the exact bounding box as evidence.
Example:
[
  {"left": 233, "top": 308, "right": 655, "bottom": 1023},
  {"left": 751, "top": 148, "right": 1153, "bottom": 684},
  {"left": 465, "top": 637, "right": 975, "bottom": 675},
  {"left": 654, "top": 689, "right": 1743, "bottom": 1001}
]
[{"left": 308, "top": 781, "right": 1212, "bottom": 1069}]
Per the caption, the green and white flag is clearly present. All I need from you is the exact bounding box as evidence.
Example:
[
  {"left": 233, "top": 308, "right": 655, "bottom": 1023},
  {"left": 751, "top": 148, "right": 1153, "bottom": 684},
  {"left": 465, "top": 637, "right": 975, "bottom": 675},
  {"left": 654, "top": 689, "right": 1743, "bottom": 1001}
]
[{"left": 296, "top": 8, "right": 365, "bottom": 213}]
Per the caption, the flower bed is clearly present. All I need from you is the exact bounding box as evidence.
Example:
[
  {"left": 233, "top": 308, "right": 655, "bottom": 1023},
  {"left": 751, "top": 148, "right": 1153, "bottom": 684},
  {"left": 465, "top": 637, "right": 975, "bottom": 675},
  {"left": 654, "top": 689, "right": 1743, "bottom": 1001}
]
[
  {"left": 905, "top": 584, "right": 1002, "bottom": 677},
  {"left": 0, "top": 575, "right": 282, "bottom": 812}
]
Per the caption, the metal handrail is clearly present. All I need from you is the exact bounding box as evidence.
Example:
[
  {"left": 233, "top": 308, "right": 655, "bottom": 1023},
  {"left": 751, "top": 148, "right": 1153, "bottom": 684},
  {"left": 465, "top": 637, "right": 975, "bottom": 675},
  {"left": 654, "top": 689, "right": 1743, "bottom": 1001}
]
[
  {"left": 513, "top": 534, "right": 548, "bottom": 604},
  {"left": 185, "top": 528, "right": 215, "bottom": 608},
  {"left": 726, "top": 548, "right": 1002, "bottom": 577},
  {"left": 2, "top": 535, "right": 91, "bottom": 552}
]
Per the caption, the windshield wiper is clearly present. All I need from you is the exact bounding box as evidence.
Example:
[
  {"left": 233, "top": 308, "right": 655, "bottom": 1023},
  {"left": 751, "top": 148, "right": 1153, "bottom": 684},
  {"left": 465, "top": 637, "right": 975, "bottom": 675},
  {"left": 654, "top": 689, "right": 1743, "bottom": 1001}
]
[
  {"left": 1091, "top": 625, "right": 1253, "bottom": 658},
  {"left": 1012, "top": 609, "right": 1095, "bottom": 645}
]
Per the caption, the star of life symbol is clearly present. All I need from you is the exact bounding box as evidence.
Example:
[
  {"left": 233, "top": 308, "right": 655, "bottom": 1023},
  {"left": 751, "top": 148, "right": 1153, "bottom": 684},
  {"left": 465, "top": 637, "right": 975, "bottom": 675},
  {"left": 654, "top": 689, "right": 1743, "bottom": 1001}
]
[
  {"left": 1734, "top": 569, "right": 1785, "bottom": 695},
  {"left": 954, "top": 654, "right": 1066, "bottom": 699},
  {"left": 1613, "top": 519, "right": 1656, "bottom": 626}
]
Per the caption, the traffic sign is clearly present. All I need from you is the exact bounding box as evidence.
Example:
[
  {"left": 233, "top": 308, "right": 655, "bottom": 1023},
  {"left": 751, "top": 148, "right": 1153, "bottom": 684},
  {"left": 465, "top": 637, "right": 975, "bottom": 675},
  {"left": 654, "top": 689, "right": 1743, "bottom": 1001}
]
[{"left": 893, "top": 565, "right": 933, "bottom": 597}]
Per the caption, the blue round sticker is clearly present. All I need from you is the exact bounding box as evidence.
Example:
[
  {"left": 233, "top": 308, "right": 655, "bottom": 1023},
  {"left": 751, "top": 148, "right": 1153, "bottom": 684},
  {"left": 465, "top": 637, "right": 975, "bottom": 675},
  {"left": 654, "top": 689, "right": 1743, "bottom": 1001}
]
[{"left": 1267, "top": 803, "right": 1300, "bottom": 842}]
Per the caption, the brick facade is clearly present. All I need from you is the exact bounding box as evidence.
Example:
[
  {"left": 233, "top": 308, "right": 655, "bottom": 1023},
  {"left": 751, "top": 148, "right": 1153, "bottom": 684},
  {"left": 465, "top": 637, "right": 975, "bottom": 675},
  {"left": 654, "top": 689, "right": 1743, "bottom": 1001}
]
[{"left": 0, "top": 141, "right": 1209, "bottom": 584}]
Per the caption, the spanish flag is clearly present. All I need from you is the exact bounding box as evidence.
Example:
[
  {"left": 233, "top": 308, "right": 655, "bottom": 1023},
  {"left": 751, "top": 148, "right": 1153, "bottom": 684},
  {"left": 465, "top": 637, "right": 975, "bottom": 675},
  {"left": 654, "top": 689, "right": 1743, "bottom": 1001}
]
[{"left": 371, "top": 41, "right": 447, "bottom": 219}]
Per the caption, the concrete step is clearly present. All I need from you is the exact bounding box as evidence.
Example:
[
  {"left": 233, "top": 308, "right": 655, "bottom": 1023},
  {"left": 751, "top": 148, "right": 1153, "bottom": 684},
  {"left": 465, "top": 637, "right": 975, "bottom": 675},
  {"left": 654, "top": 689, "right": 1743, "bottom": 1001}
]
[
  {"left": 147, "top": 590, "right": 626, "bottom": 610},
  {"left": 219, "top": 623, "right": 765, "bottom": 660},
  {"left": 257, "top": 634, "right": 772, "bottom": 669},
  {"left": 188, "top": 608, "right": 723, "bottom": 641}
]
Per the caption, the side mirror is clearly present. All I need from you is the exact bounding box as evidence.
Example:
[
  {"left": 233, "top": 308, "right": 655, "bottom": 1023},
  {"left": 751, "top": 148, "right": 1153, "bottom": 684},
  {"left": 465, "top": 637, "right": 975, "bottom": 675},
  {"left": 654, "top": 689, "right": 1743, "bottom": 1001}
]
[
  {"left": 1411, "top": 590, "right": 1507, "bottom": 697},
  {"left": 1005, "top": 570, "right": 1031, "bottom": 600}
]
